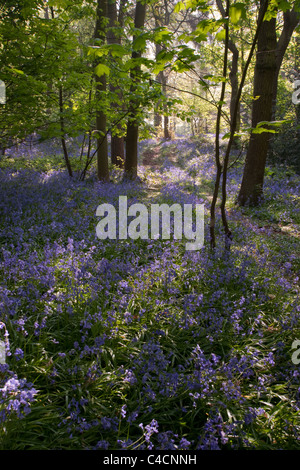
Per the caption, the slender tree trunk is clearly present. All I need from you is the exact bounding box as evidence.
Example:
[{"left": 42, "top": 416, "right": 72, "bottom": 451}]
[
  {"left": 210, "top": 0, "right": 230, "bottom": 249},
  {"left": 164, "top": 116, "right": 171, "bottom": 140},
  {"left": 111, "top": 135, "right": 125, "bottom": 167},
  {"left": 211, "top": 0, "right": 270, "bottom": 248},
  {"left": 124, "top": 0, "right": 147, "bottom": 179},
  {"left": 153, "top": 13, "right": 163, "bottom": 130},
  {"left": 108, "top": 0, "right": 125, "bottom": 168},
  {"left": 216, "top": 1, "right": 241, "bottom": 145},
  {"left": 153, "top": 67, "right": 170, "bottom": 137},
  {"left": 44, "top": 6, "right": 49, "bottom": 19},
  {"left": 228, "top": 40, "right": 240, "bottom": 145},
  {"left": 59, "top": 85, "right": 73, "bottom": 177},
  {"left": 95, "top": 75, "right": 109, "bottom": 181},
  {"left": 95, "top": 0, "right": 109, "bottom": 181},
  {"left": 162, "top": 74, "right": 171, "bottom": 139},
  {"left": 237, "top": 2, "right": 277, "bottom": 206},
  {"left": 154, "top": 110, "right": 162, "bottom": 128},
  {"left": 154, "top": 54, "right": 163, "bottom": 129},
  {"left": 153, "top": 4, "right": 171, "bottom": 137}
]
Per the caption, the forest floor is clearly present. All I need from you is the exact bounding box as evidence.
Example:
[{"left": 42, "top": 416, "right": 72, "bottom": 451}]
[
  {"left": 0, "top": 135, "right": 299, "bottom": 450},
  {"left": 140, "top": 136, "right": 300, "bottom": 244}
]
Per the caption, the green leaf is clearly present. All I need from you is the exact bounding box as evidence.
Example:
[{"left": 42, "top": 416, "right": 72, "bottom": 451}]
[
  {"left": 156, "top": 50, "right": 175, "bottom": 63},
  {"left": 229, "top": 3, "right": 246, "bottom": 25},
  {"left": 252, "top": 119, "right": 292, "bottom": 134},
  {"left": 152, "top": 63, "right": 167, "bottom": 75},
  {"left": 88, "top": 46, "right": 109, "bottom": 58},
  {"left": 215, "top": 29, "right": 226, "bottom": 41},
  {"left": 132, "top": 33, "right": 148, "bottom": 51},
  {"left": 273, "top": 0, "right": 292, "bottom": 13},
  {"left": 195, "top": 18, "right": 225, "bottom": 34},
  {"left": 174, "top": 1, "right": 186, "bottom": 13},
  {"left": 48, "top": 0, "right": 70, "bottom": 8},
  {"left": 153, "top": 50, "right": 174, "bottom": 74},
  {"left": 153, "top": 27, "right": 173, "bottom": 44},
  {"left": 206, "top": 75, "right": 227, "bottom": 83},
  {"left": 10, "top": 67, "right": 25, "bottom": 75},
  {"left": 95, "top": 64, "right": 110, "bottom": 77},
  {"left": 176, "top": 47, "right": 197, "bottom": 62},
  {"left": 252, "top": 127, "right": 277, "bottom": 134},
  {"left": 89, "top": 43, "right": 128, "bottom": 59},
  {"left": 107, "top": 43, "right": 128, "bottom": 58},
  {"left": 185, "top": 0, "right": 209, "bottom": 11},
  {"left": 124, "top": 57, "right": 153, "bottom": 72}
]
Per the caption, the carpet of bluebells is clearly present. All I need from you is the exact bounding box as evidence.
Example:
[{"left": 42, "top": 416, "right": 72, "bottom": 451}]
[{"left": 0, "top": 136, "right": 299, "bottom": 450}]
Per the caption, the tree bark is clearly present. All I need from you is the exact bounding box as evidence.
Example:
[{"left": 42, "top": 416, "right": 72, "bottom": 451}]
[
  {"left": 108, "top": 0, "right": 125, "bottom": 168},
  {"left": 59, "top": 85, "right": 73, "bottom": 178},
  {"left": 154, "top": 43, "right": 163, "bottom": 129},
  {"left": 124, "top": 0, "right": 147, "bottom": 179},
  {"left": 161, "top": 73, "right": 171, "bottom": 139},
  {"left": 153, "top": 4, "right": 171, "bottom": 137},
  {"left": 228, "top": 40, "right": 240, "bottom": 143},
  {"left": 271, "top": 9, "right": 300, "bottom": 119},
  {"left": 237, "top": 2, "right": 277, "bottom": 206},
  {"left": 210, "top": 0, "right": 230, "bottom": 249},
  {"left": 153, "top": 11, "right": 163, "bottom": 131},
  {"left": 216, "top": 1, "right": 240, "bottom": 144},
  {"left": 95, "top": 0, "right": 109, "bottom": 181}
]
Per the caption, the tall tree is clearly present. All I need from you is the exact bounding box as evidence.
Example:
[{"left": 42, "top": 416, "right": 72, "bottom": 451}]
[
  {"left": 153, "top": 12, "right": 163, "bottom": 130},
  {"left": 210, "top": 0, "right": 271, "bottom": 248},
  {"left": 124, "top": 0, "right": 147, "bottom": 179},
  {"left": 216, "top": 0, "right": 241, "bottom": 144},
  {"left": 237, "top": 0, "right": 277, "bottom": 206},
  {"left": 108, "top": 0, "right": 126, "bottom": 168},
  {"left": 152, "top": 0, "right": 171, "bottom": 139},
  {"left": 271, "top": 7, "right": 300, "bottom": 119},
  {"left": 95, "top": 0, "right": 109, "bottom": 181},
  {"left": 237, "top": 1, "right": 299, "bottom": 206}
]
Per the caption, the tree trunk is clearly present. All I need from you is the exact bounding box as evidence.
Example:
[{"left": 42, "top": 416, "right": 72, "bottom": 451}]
[
  {"left": 108, "top": 0, "right": 125, "bottom": 168},
  {"left": 209, "top": 0, "right": 230, "bottom": 249},
  {"left": 59, "top": 85, "right": 73, "bottom": 178},
  {"left": 154, "top": 65, "right": 163, "bottom": 129},
  {"left": 111, "top": 135, "right": 125, "bottom": 167},
  {"left": 153, "top": 13, "right": 163, "bottom": 131},
  {"left": 271, "top": 9, "right": 300, "bottom": 119},
  {"left": 124, "top": 0, "right": 147, "bottom": 179},
  {"left": 161, "top": 73, "right": 171, "bottom": 139},
  {"left": 153, "top": 5, "right": 171, "bottom": 137},
  {"left": 95, "top": 0, "right": 109, "bottom": 181},
  {"left": 237, "top": 2, "right": 277, "bottom": 206},
  {"left": 154, "top": 110, "right": 162, "bottom": 128},
  {"left": 228, "top": 40, "right": 240, "bottom": 145},
  {"left": 44, "top": 6, "right": 49, "bottom": 19},
  {"left": 216, "top": 1, "right": 240, "bottom": 143}
]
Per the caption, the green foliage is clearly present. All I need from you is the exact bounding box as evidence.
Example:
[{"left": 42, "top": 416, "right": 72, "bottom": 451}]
[
  {"left": 95, "top": 63, "right": 110, "bottom": 77},
  {"left": 0, "top": 0, "right": 298, "bottom": 181},
  {"left": 0, "top": 3, "right": 94, "bottom": 151},
  {"left": 269, "top": 117, "right": 300, "bottom": 172}
]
